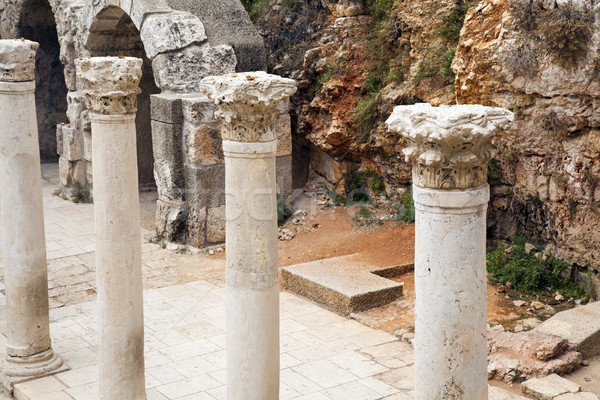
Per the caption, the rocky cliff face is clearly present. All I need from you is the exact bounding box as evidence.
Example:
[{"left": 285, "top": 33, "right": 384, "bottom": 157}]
[
  {"left": 453, "top": 0, "right": 600, "bottom": 279},
  {"left": 255, "top": 0, "right": 463, "bottom": 196}
]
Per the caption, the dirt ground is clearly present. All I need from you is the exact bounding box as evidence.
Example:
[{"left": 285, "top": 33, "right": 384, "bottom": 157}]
[{"left": 277, "top": 200, "right": 520, "bottom": 334}]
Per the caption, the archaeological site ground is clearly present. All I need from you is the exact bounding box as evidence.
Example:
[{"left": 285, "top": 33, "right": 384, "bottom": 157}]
[{"left": 0, "top": 0, "right": 599, "bottom": 399}]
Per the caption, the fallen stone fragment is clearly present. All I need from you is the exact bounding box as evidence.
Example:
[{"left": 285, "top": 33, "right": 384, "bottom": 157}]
[
  {"left": 521, "top": 374, "right": 581, "bottom": 400},
  {"left": 534, "top": 301, "right": 600, "bottom": 358},
  {"left": 488, "top": 326, "right": 582, "bottom": 382},
  {"left": 514, "top": 300, "right": 528, "bottom": 307},
  {"left": 531, "top": 301, "right": 545, "bottom": 310},
  {"left": 488, "top": 385, "right": 530, "bottom": 400}
]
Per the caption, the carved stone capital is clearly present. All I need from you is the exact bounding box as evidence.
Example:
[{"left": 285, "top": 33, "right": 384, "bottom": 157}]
[
  {"left": 386, "top": 103, "right": 514, "bottom": 190},
  {"left": 75, "top": 57, "right": 142, "bottom": 115},
  {"left": 0, "top": 39, "right": 38, "bottom": 82},
  {"left": 199, "top": 71, "right": 297, "bottom": 142}
]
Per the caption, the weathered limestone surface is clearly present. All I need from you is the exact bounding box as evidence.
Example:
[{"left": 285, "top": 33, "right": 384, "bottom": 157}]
[
  {"left": 452, "top": 0, "right": 600, "bottom": 277},
  {"left": 487, "top": 325, "right": 583, "bottom": 382},
  {"left": 76, "top": 56, "right": 146, "bottom": 400},
  {"left": 534, "top": 301, "right": 600, "bottom": 358},
  {"left": 199, "top": 71, "right": 296, "bottom": 400},
  {"left": 0, "top": 39, "right": 65, "bottom": 390},
  {"left": 387, "top": 103, "right": 513, "bottom": 400},
  {"left": 522, "top": 374, "right": 581, "bottom": 400}
]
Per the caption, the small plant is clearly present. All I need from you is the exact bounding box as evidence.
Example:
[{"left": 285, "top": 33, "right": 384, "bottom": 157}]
[
  {"left": 241, "top": 0, "right": 270, "bottom": 22},
  {"left": 353, "top": 94, "right": 384, "bottom": 142},
  {"left": 487, "top": 236, "right": 585, "bottom": 297},
  {"left": 436, "top": 1, "right": 478, "bottom": 43},
  {"left": 344, "top": 170, "right": 385, "bottom": 203},
  {"left": 71, "top": 185, "right": 91, "bottom": 204},
  {"left": 327, "top": 189, "right": 346, "bottom": 206},
  {"left": 277, "top": 196, "right": 292, "bottom": 226},
  {"left": 399, "top": 185, "right": 415, "bottom": 223},
  {"left": 488, "top": 158, "right": 502, "bottom": 186},
  {"left": 586, "top": 268, "right": 596, "bottom": 299}
]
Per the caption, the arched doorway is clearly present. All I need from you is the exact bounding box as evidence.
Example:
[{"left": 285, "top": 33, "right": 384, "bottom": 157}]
[
  {"left": 85, "top": 6, "right": 160, "bottom": 188},
  {"left": 17, "top": 0, "right": 67, "bottom": 162}
]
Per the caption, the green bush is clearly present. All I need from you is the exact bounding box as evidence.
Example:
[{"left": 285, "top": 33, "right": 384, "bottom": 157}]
[
  {"left": 353, "top": 94, "right": 384, "bottom": 142},
  {"left": 488, "top": 158, "right": 501, "bottom": 185},
  {"left": 344, "top": 170, "right": 385, "bottom": 203},
  {"left": 487, "top": 237, "right": 585, "bottom": 297},
  {"left": 399, "top": 185, "right": 415, "bottom": 223},
  {"left": 277, "top": 196, "right": 292, "bottom": 226}
]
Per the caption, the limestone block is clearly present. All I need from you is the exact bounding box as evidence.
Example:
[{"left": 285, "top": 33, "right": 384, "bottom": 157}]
[
  {"left": 186, "top": 205, "right": 206, "bottom": 248},
  {"left": 163, "top": 0, "right": 267, "bottom": 71},
  {"left": 152, "top": 44, "right": 236, "bottom": 92},
  {"left": 80, "top": 111, "right": 91, "bottom": 131},
  {"left": 534, "top": 301, "right": 600, "bottom": 358},
  {"left": 522, "top": 374, "right": 580, "bottom": 400},
  {"left": 124, "top": 0, "right": 172, "bottom": 30},
  {"left": 151, "top": 93, "right": 183, "bottom": 124},
  {"left": 155, "top": 199, "right": 187, "bottom": 243},
  {"left": 181, "top": 96, "right": 217, "bottom": 125},
  {"left": 276, "top": 155, "right": 292, "bottom": 196},
  {"left": 184, "top": 122, "right": 223, "bottom": 166},
  {"left": 207, "top": 205, "right": 226, "bottom": 244},
  {"left": 275, "top": 113, "right": 292, "bottom": 157},
  {"left": 72, "top": 161, "right": 85, "bottom": 186},
  {"left": 184, "top": 164, "right": 225, "bottom": 209},
  {"left": 151, "top": 120, "right": 184, "bottom": 201},
  {"left": 334, "top": 0, "right": 364, "bottom": 17},
  {"left": 59, "top": 156, "right": 69, "bottom": 187},
  {"left": 56, "top": 124, "right": 65, "bottom": 155},
  {"left": 140, "top": 12, "right": 207, "bottom": 59},
  {"left": 63, "top": 65, "right": 77, "bottom": 91},
  {"left": 555, "top": 393, "right": 599, "bottom": 400},
  {"left": 0, "top": 39, "right": 38, "bottom": 82},
  {"left": 61, "top": 126, "right": 82, "bottom": 161},
  {"left": 66, "top": 92, "right": 87, "bottom": 128}
]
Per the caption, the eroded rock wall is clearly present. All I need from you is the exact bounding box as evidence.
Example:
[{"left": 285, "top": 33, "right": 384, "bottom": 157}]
[
  {"left": 255, "top": 0, "right": 461, "bottom": 195},
  {"left": 453, "top": 0, "right": 600, "bottom": 275}
]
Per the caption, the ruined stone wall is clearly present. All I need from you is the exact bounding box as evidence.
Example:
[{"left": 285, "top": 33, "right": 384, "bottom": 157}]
[
  {"left": 0, "top": 0, "right": 292, "bottom": 247},
  {"left": 452, "top": 0, "right": 600, "bottom": 279}
]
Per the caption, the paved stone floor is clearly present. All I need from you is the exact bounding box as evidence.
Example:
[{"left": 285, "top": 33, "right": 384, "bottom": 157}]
[
  {"left": 0, "top": 165, "right": 532, "bottom": 400},
  {"left": 0, "top": 165, "right": 414, "bottom": 400}
]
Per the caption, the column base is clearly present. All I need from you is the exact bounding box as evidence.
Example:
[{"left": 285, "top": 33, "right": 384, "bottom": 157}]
[{"left": 0, "top": 348, "right": 68, "bottom": 392}]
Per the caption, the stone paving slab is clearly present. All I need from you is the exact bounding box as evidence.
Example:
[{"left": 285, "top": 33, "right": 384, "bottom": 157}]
[
  {"left": 534, "top": 302, "right": 600, "bottom": 358},
  {"left": 281, "top": 254, "right": 408, "bottom": 315},
  {"left": 489, "top": 386, "right": 531, "bottom": 400},
  {"left": 522, "top": 374, "right": 581, "bottom": 400},
  {"left": 11, "top": 283, "right": 415, "bottom": 400}
]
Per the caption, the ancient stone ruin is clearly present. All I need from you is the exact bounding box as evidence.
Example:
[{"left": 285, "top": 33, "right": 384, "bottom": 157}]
[{"left": 0, "top": 0, "right": 292, "bottom": 249}]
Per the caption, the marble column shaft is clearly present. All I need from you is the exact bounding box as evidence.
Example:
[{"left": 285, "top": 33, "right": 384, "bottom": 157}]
[
  {"left": 200, "top": 71, "right": 296, "bottom": 400},
  {"left": 75, "top": 56, "right": 146, "bottom": 400},
  {"left": 0, "top": 39, "right": 64, "bottom": 391},
  {"left": 387, "top": 103, "right": 513, "bottom": 400}
]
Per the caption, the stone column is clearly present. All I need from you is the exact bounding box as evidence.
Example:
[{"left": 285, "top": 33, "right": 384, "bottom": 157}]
[
  {"left": 0, "top": 39, "right": 65, "bottom": 391},
  {"left": 199, "top": 72, "right": 296, "bottom": 400},
  {"left": 75, "top": 57, "right": 146, "bottom": 400},
  {"left": 386, "top": 103, "right": 513, "bottom": 400}
]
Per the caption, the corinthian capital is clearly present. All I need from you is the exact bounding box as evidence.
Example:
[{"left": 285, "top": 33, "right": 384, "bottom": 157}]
[
  {"left": 199, "top": 71, "right": 297, "bottom": 142},
  {"left": 0, "top": 39, "right": 38, "bottom": 82},
  {"left": 386, "top": 103, "right": 514, "bottom": 190},
  {"left": 75, "top": 57, "right": 142, "bottom": 115}
]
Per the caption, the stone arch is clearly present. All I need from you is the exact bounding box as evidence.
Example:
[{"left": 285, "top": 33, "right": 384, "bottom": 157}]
[
  {"left": 85, "top": 5, "right": 160, "bottom": 187},
  {"left": 16, "top": 0, "right": 68, "bottom": 162}
]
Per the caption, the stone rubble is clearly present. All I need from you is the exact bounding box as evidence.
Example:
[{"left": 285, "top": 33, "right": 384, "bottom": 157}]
[{"left": 488, "top": 325, "right": 583, "bottom": 383}]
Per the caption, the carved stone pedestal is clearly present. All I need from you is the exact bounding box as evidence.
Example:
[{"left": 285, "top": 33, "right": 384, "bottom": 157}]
[
  {"left": 0, "top": 39, "right": 66, "bottom": 392},
  {"left": 387, "top": 103, "right": 513, "bottom": 400},
  {"left": 75, "top": 56, "right": 146, "bottom": 400},
  {"left": 200, "top": 71, "right": 296, "bottom": 400}
]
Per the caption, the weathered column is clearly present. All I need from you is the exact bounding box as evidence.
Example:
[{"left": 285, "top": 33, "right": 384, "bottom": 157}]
[
  {"left": 0, "top": 39, "right": 65, "bottom": 390},
  {"left": 386, "top": 103, "right": 513, "bottom": 400},
  {"left": 199, "top": 72, "right": 296, "bottom": 400},
  {"left": 75, "top": 57, "right": 146, "bottom": 400}
]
